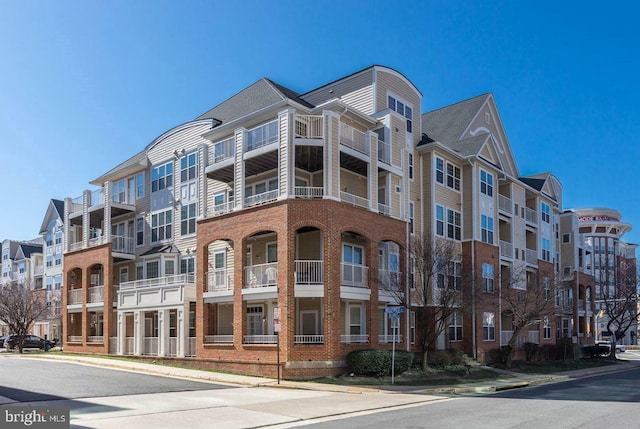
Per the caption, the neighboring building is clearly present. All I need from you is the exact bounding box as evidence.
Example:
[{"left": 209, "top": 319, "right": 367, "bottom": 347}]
[
  {"left": 59, "top": 65, "right": 624, "bottom": 377},
  {"left": 38, "top": 199, "right": 66, "bottom": 342},
  {"left": 567, "top": 208, "right": 638, "bottom": 345}
]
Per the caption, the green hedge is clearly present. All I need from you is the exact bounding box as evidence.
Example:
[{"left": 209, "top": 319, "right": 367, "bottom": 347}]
[{"left": 346, "top": 349, "right": 414, "bottom": 377}]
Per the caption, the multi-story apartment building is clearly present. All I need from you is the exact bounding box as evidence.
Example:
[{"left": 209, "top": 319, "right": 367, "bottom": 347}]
[
  {"left": 60, "top": 65, "right": 611, "bottom": 377},
  {"left": 567, "top": 208, "right": 637, "bottom": 345},
  {"left": 37, "top": 199, "right": 66, "bottom": 341}
]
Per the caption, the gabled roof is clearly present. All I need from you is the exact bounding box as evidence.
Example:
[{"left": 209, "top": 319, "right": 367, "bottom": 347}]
[
  {"left": 196, "top": 78, "right": 313, "bottom": 124},
  {"left": 446, "top": 133, "right": 491, "bottom": 158},
  {"left": 39, "top": 199, "right": 65, "bottom": 234},
  {"left": 520, "top": 172, "right": 563, "bottom": 204},
  {"left": 421, "top": 93, "right": 491, "bottom": 145},
  {"left": 17, "top": 244, "right": 42, "bottom": 259},
  {"left": 140, "top": 244, "right": 181, "bottom": 256}
]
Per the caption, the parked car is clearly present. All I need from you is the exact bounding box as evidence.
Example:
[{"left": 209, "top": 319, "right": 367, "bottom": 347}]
[
  {"left": 596, "top": 341, "right": 626, "bottom": 353},
  {"left": 4, "top": 335, "right": 56, "bottom": 350}
]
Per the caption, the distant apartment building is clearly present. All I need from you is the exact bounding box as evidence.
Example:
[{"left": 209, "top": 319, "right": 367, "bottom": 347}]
[{"left": 60, "top": 65, "right": 626, "bottom": 377}]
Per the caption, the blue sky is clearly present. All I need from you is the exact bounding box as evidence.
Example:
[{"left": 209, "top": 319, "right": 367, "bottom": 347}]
[{"left": 1, "top": 1, "right": 639, "bottom": 246}]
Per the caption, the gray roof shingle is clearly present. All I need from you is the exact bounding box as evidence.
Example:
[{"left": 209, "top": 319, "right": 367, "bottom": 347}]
[{"left": 421, "top": 93, "right": 490, "bottom": 145}]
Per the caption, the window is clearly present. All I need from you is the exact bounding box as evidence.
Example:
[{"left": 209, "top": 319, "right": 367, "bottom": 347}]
[
  {"left": 541, "top": 202, "right": 550, "bottom": 223},
  {"left": 449, "top": 311, "right": 462, "bottom": 341},
  {"left": 543, "top": 277, "right": 551, "bottom": 300},
  {"left": 136, "top": 172, "right": 145, "bottom": 198},
  {"left": 151, "top": 209, "right": 172, "bottom": 243},
  {"left": 247, "top": 120, "right": 278, "bottom": 151},
  {"left": 146, "top": 261, "right": 159, "bottom": 279},
  {"left": 448, "top": 261, "right": 461, "bottom": 290},
  {"left": 408, "top": 153, "right": 414, "bottom": 180},
  {"left": 246, "top": 306, "right": 264, "bottom": 336},
  {"left": 436, "top": 205, "right": 445, "bottom": 236},
  {"left": 136, "top": 215, "right": 145, "bottom": 246},
  {"left": 482, "top": 263, "right": 494, "bottom": 292},
  {"left": 388, "top": 94, "right": 413, "bottom": 132},
  {"left": 409, "top": 201, "right": 414, "bottom": 234},
  {"left": 180, "top": 152, "right": 198, "bottom": 182},
  {"left": 562, "top": 233, "right": 571, "bottom": 243},
  {"left": 410, "top": 310, "right": 416, "bottom": 344},
  {"left": 542, "top": 238, "right": 551, "bottom": 261},
  {"left": 165, "top": 260, "right": 175, "bottom": 276},
  {"left": 151, "top": 161, "right": 173, "bottom": 192},
  {"left": 481, "top": 215, "right": 494, "bottom": 244},
  {"left": 480, "top": 170, "right": 493, "bottom": 197},
  {"left": 543, "top": 317, "right": 551, "bottom": 340},
  {"left": 180, "top": 203, "right": 197, "bottom": 236},
  {"left": 483, "top": 312, "right": 495, "bottom": 341},
  {"left": 435, "top": 157, "right": 444, "bottom": 184},
  {"left": 180, "top": 256, "right": 195, "bottom": 275},
  {"left": 348, "top": 304, "right": 364, "bottom": 335},
  {"left": 447, "top": 208, "right": 461, "bottom": 240},
  {"left": 446, "top": 163, "right": 461, "bottom": 191}
]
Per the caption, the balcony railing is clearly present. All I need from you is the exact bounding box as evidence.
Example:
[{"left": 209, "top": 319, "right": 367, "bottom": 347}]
[
  {"left": 213, "top": 201, "right": 235, "bottom": 216},
  {"left": 378, "top": 334, "right": 403, "bottom": 343},
  {"left": 525, "top": 248, "right": 538, "bottom": 265},
  {"left": 120, "top": 274, "right": 195, "bottom": 290},
  {"left": 294, "top": 335, "right": 324, "bottom": 344},
  {"left": 377, "top": 139, "right": 390, "bottom": 164},
  {"left": 340, "top": 334, "right": 369, "bottom": 344},
  {"left": 341, "top": 263, "right": 368, "bottom": 288},
  {"left": 378, "top": 203, "right": 391, "bottom": 216},
  {"left": 112, "top": 235, "right": 134, "bottom": 254},
  {"left": 499, "top": 240, "right": 513, "bottom": 258},
  {"left": 294, "top": 186, "right": 324, "bottom": 199},
  {"left": 340, "top": 123, "right": 369, "bottom": 155},
  {"left": 245, "top": 189, "right": 278, "bottom": 207},
  {"left": 243, "top": 335, "right": 277, "bottom": 344},
  {"left": 528, "top": 331, "right": 539, "bottom": 344},
  {"left": 68, "top": 335, "right": 82, "bottom": 343},
  {"left": 498, "top": 194, "right": 512, "bottom": 214},
  {"left": 34, "top": 265, "right": 44, "bottom": 275},
  {"left": 340, "top": 191, "right": 369, "bottom": 210},
  {"left": 295, "top": 260, "right": 323, "bottom": 285},
  {"left": 524, "top": 207, "right": 538, "bottom": 226},
  {"left": 90, "top": 188, "right": 104, "bottom": 207},
  {"left": 204, "top": 335, "right": 233, "bottom": 344},
  {"left": 245, "top": 263, "right": 277, "bottom": 288},
  {"left": 124, "top": 337, "right": 134, "bottom": 355},
  {"left": 87, "top": 336, "right": 103, "bottom": 343},
  {"left": 69, "top": 241, "right": 83, "bottom": 252},
  {"left": 378, "top": 269, "right": 402, "bottom": 290},
  {"left": 143, "top": 337, "right": 159, "bottom": 356},
  {"left": 70, "top": 196, "right": 83, "bottom": 212},
  {"left": 88, "top": 285, "right": 104, "bottom": 303},
  {"left": 68, "top": 289, "right": 83, "bottom": 305},
  {"left": 295, "top": 115, "right": 323, "bottom": 139},
  {"left": 212, "top": 137, "right": 235, "bottom": 164},
  {"left": 206, "top": 269, "right": 233, "bottom": 292},
  {"left": 89, "top": 235, "right": 107, "bottom": 247},
  {"left": 109, "top": 337, "right": 117, "bottom": 354},
  {"left": 186, "top": 337, "right": 196, "bottom": 357}
]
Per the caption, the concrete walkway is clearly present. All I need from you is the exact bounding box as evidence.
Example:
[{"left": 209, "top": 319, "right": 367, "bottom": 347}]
[{"left": 17, "top": 352, "right": 640, "bottom": 394}]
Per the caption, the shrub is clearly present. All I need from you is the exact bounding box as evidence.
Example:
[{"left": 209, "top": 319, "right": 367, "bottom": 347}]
[
  {"left": 346, "top": 349, "right": 414, "bottom": 377},
  {"left": 523, "top": 342, "right": 539, "bottom": 361},
  {"left": 582, "top": 344, "right": 609, "bottom": 358},
  {"left": 427, "top": 349, "right": 464, "bottom": 367}
]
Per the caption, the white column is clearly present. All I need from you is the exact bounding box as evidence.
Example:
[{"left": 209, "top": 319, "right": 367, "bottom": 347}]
[
  {"left": 177, "top": 307, "right": 186, "bottom": 357},
  {"left": 117, "top": 312, "right": 125, "bottom": 355},
  {"left": 134, "top": 310, "right": 144, "bottom": 356},
  {"left": 158, "top": 309, "right": 169, "bottom": 357}
]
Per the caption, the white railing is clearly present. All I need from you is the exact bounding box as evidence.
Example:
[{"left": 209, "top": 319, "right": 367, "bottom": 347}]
[
  {"left": 34, "top": 265, "right": 44, "bottom": 275},
  {"left": 246, "top": 120, "right": 278, "bottom": 152},
  {"left": 143, "top": 337, "right": 159, "bottom": 356},
  {"left": 125, "top": 337, "right": 134, "bottom": 355},
  {"left": 87, "top": 336, "right": 103, "bottom": 343},
  {"left": 295, "top": 115, "right": 323, "bottom": 139},
  {"left": 186, "top": 337, "right": 196, "bottom": 357},
  {"left": 243, "top": 335, "right": 277, "bottom": 344},
  {"left": 212, "top": 137, "right": 235, "bottom": 163},
  {"left": 245, "top": 263, "right": 277, "bottom": 288},
  {"left": 341, "top": 263, "right": 368, "bottom": 288},
  {"left": 377, "top": 139, "right": 391, "bottom": 164},
  {"left": 498, "top": 194, "right": 512, "bottom": 214},
  {"left": 378, "top": 203, "right": 391, "bottom": 216},
  {"left": 167, "top": 337, "right": 177, "bottom": 356},
  {"left": 378, "top": 269, "right": 402, "bottom": 291},
  {"left": 205, "top": 335, "right": 233, "bottom": 344},
  {"left": 525, "top": 248, "right": 538, "bottom": 265},
  {"left": 71, "top": 196, "right": 83, "bottom": 212},
  {"left": 68, "top": 289, "right": 83, "bottom": 305},
  {"left": 69, "top": 241, "right": 83, "bottom": 252},
  {"left": 340, "top": 191, "right": 369, "bottom": 209},
  {"left": 340, "top": 334, "right": 369, "bottom": 344},
  {"left": 340, "top": 123, "right": 368, "bottom": 154},
  {"left": 528, "top": 331, "right": 540, "bottom": 344},
  {"left": 88, "top": 285, "right": 104, "bottom": 303},
  {"left": 68, "top": 335, "right": 82, "bottom": 343},
  {"left": 206, "top": 269, "right": 233, "bottom": 292},
  {"left": 213, "top": 201, "right": 235, "bottom": 216},
  {"left": 499, "top": 240, "right": 513, "bottom": 258},
  {"left": 501, "top": 331, "right": 513, "bottom": 345},
  {"left": 525, "top": 207, "right": 538, "bottom": 225},
  {"left": 112, "top": 235, "right": 134, "bottom": 254},
  {"left": 378, "top": 335, "right": 403, "bottom": 343},
  {"left": 245, "top": 189, "right": 278, "bottom": 207},
  {"left": 90, "top": 188, "right": 104, "bottom": 207},
  {"left": 295, "top": 260, "right": 323, "bottom": 285},
  {"left": 89, "top": 235, "right": 106, "bottom": 247},
  {"left": 120, "top": 274, "right": 195, "bottom": 290},
  {"left": 294, "top": 186, "right": 324, "bottom": 199},
  {"left": 109, "top": 337, "right": 117, "bottom": 354},
  {"left": 294, "top": 335, "right": 324, "bottom": 344},
  {"left": 112, "top": 187, "right": 135, "bottom": 205}
]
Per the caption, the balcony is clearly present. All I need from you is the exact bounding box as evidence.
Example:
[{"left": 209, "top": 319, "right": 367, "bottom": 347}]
[
  {"left": 211, "top": 137, "right": 235, "bottom": 164},
  {"left": 88, "top": 285, "right": 104, "bottom": 304},
  {"left": 377, "top": 139, "right": 391, "bottom": 165},
  {"left": 499, "top": 240, "right": 513, "bottom": 259},
  {"left": 112, "top": 236, "right": 134, "bottom": 255},
  {"left": 340, "top": 123, "right": 369, "bottom": 155},
  {"left": 68, "top": 289, "right": 83, "bottom": 305},
  {"left": 204, "top": 269, "right": 234, "bottom": 303},
  {"left": 212, "top": 201, "right": 235, "bottom": 216},
  {"left": 118, "top": 274, "right": 196, "bottom": 310},
  {"left": 244, "top": 263, "right": 277, "bottom": 289},
  {"left": 294, "top": 260, "right": 323, "bottom": 297},
  {"left": 294, "top": 335, "right": 324, "bottom": 344},
  {"left": 204, "top": 335, "right": 233, "bottom": 344},
  {"left": 525, "top": 248, "right": 538, "bottom": 266},
  {"left": 340, "top": 191, "right": 369, "bottom": 210},
  {"left": 34, "top": 265, "right": 44, "bottom": 276},
  {"left": 294, "top": 186, "right": 324, "bottom": 199},
  {"left": 244, "top": 335, "right": 277, "bottom": 344},
  {"left": 341, "top": 263, "right": 368, "bottom": 288},
  {"left": 524, "top": 207, "right": 538, "bottom": 226},
  {"left": 378, "top": 334, "right": 403, "bottom": 343},
  {"left": 120, "top": 274, "right": 195, "bottom": 290},
  {"left": 294, "top": 115, "right": 323, "bottom": 142},
  {"left": 498, "top": 194, "right": 512, "bottom": 215},
  {"left": 245, "top": 189, "right": 278, "bottom": 207},
  {"left": 340, "top": 334, "right": 369, "bottom": 344},
  {"left": 378, "top": 203, "right": 391, "bottom": 216}
]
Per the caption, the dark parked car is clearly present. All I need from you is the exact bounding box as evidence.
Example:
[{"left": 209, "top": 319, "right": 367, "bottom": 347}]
[{"left": 4, "top": 335, "right": 56, "bottom": 350}]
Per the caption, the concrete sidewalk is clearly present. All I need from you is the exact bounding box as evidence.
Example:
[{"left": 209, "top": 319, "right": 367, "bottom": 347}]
[{"left": 18, "top": 352, "right": 640, "bottom": 395}]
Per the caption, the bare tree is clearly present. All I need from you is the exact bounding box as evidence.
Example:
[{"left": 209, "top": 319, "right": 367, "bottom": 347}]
[
  {"left": 381, "top": 232, "right": 465, "bottom": 370},
  {"left": 600, "top": 259, "right": 639, "bottom": 359},
  {"left": 0, "top": 282, "right": 47, "bottom": 353},
  {"left": 497, "top": 264, "right": 556, "bottom": 368}
]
